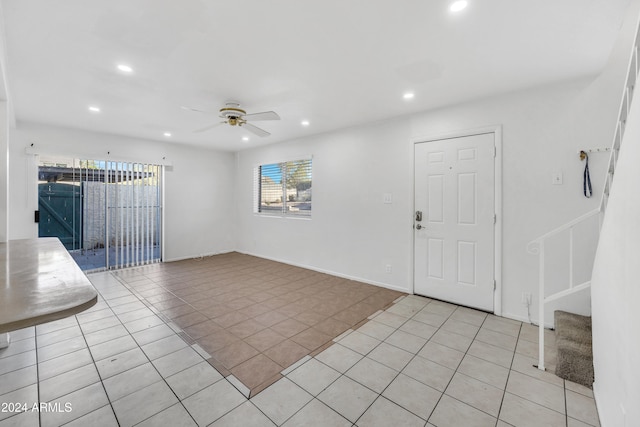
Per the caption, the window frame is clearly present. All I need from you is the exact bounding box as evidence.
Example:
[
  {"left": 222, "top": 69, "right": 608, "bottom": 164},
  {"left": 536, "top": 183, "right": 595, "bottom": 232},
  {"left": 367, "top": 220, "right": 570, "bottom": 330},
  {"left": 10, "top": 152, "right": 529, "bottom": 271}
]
[{"left": 254, "top": 157, "right": 312, "bottom": 218}]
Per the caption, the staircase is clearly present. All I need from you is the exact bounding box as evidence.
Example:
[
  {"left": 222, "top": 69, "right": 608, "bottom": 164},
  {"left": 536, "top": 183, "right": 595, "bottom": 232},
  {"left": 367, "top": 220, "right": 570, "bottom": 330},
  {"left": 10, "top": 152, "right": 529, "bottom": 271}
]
[
  {"left": 527, "top": 19, "right": 640, "bottom": 385},
  {"left": 554, "top": 311, "right": 593, "bottom": 388}
]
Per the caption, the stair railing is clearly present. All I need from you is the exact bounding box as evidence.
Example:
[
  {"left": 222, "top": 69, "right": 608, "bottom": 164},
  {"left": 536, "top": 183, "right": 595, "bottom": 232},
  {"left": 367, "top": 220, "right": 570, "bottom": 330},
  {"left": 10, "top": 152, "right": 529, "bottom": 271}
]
[
  {"left": 527, "top": 19, "right": 640, "bottom": 372},
  {"left": 526, "top": 208, "right": 601, "bottom": 371}
]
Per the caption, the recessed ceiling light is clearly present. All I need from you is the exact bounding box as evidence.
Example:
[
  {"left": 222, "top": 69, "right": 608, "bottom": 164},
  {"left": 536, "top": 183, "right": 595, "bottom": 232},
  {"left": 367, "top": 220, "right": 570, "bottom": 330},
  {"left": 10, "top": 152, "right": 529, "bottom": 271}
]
[
  {"left": 242, "top": 136, "right": 249, "bottom": 141},
  {"left": 117, "top": 64, "right": 133, "bottom": 73},
  {"left": 403, "top": 93, "right": 415, "bottom": 100},
  {"left": 88, "top": 106, "right": 101, "bottom": 113},
  {"left": 163, "top": 132, "right": 172, "bottom": 137},
  {"left": 450, "top": 1, "right": 468, "bottom": 12},
  {"left": 301, "top": 120, "right": 310, "bottom": 126}
]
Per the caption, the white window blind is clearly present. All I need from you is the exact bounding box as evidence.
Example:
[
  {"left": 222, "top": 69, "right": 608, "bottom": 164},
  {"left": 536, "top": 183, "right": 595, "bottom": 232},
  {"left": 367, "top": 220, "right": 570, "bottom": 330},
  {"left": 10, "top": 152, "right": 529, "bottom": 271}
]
[{"left": 254, "top": 158, "right": 312, "bottom": 216}]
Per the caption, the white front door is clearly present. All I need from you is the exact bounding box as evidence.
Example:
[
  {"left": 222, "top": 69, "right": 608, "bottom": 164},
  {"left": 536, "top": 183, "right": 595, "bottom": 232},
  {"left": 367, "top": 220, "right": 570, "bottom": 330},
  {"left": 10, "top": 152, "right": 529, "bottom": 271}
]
[{"left": 414, "top": 132, "right": 495, "bottom": 311}]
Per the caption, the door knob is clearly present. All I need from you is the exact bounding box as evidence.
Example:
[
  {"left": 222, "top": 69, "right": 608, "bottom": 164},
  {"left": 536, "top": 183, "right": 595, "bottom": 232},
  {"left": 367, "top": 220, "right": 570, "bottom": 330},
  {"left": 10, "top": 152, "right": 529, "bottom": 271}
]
[{"left": 416, "top": 224, "right": 424, "bottom": 230}]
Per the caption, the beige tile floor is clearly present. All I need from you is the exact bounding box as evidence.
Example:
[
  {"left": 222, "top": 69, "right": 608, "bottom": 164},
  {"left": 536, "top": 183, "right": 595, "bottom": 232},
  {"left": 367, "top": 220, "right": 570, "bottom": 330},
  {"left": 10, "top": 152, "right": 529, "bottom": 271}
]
[
  {"left": 0, "top": 255, "right": 600, "bottom": 427},
  {"left": 111, "top": 254, "right": 403, "bottom": 396}
]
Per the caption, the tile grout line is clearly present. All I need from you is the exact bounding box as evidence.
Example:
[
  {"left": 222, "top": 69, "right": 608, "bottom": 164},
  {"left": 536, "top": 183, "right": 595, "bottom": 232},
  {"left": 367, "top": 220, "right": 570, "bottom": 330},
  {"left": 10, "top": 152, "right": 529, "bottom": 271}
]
[
  {"left": 34, "top": 327, "right": 42, "bottom": 427},
  {"left": 348, "top": 302, "right": 510, "bottom": 425},
  {"left": 364, "top": 301, "right": 463, "bottom": 425},
  {"left": 480, "top": 313, "right": 518, "bottom": 427},
  {"left": 94, "top": 273, "right": 204, "bottom": 427},
  {"left": 99, "top": 259, "right": 573, "bottom": 425},
  {"left": 27, "top": 285, "right": 539, "bottom": 427},
  {"left": 418, "top": 305, "right": 473, "bottom": 424},
  {"left": 0, "top": 343, "right": 35, "bottom": 418},
  {"left": 564, "top": 381, "right": 569, "bottom": 427},
  {"left": 105, "top": 270, "right": 261, "bottom": 426},
  {"left": 71, "top": 292, "right": 123, "bottom": 427},
  {"left": 351, "top": 316, "right": 424, "bottom": 425},
  {"left": 116, "top": 266, "right": 403, "bottom": 399},
  {"left": 429, "top": 307, "right": 523, "bottom": 423},
  {"left": 293, "top": 299, "right": 442, "bottom": 425}
]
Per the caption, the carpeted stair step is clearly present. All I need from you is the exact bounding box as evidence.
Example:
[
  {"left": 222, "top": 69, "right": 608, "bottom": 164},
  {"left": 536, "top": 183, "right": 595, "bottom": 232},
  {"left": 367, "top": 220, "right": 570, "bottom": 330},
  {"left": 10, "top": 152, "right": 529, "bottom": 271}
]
[
  {"left": 555, "top": 310, "right": 592, "bottom": 343},
  {"left": 554, "top": 310, "right": 594, "bottom": 388}
]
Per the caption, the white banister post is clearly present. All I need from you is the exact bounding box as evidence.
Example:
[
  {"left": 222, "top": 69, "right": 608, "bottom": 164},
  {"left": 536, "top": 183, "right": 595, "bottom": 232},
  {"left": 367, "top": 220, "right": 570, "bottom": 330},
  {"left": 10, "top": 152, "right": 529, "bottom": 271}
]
[
  {"left": 569, "top": 227, "right": 574, "bottom": 289},
  {"left": 0, "top": 333, "right": 9, "bottom": 349},
  {"left": 538, "top": 240, "right": 546, "bottom": 371}
]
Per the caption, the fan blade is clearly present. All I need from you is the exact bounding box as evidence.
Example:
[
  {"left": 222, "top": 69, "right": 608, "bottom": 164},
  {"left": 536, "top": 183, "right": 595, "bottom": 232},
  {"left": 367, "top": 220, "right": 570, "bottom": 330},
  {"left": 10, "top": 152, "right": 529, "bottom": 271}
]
[
  {"left": 241, "top": 122, "right": 270, "bottom": 137},
  {"left": 242, "top": 111, "right": 280, "bottom": 121},
  {"left": 181, "top": 106, "right": 213, "bottom": 114},
  {"left": 193, "top": 122, "right": 225, "bottom": 133}
]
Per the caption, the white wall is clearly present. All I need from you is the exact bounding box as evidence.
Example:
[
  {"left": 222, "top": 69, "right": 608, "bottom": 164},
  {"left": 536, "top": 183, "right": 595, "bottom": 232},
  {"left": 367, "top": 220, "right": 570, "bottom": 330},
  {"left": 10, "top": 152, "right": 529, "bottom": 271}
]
[
  {"left": 235, "top": 76, "right": 616, "bottom": 319},
  {"left": 235, "top": 121, "right": 413, "bottom": 293},
  {"left": 592, "top": 105, "right": 640, "bottom": 427},
  {"left": 0, "top": 1, "right": 10, "bottom": 243},
  {"left": 589, "top": 1, "right": 640, "bottom": 425},
  {"left": 9, "top": 122, "right": 237, "bottom": 261},
  {"left": 0, "top": 101, "right": 7, "bottom": 243},
  {"left": 590, "top": 80, "right": 640, "bottom": 427}
]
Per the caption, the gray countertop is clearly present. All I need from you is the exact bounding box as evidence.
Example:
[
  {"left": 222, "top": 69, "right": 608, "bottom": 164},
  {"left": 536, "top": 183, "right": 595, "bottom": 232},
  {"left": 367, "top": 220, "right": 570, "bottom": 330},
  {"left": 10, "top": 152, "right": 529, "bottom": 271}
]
[{"left": 0, "top": 237, "right": 98, "bottom": 334}]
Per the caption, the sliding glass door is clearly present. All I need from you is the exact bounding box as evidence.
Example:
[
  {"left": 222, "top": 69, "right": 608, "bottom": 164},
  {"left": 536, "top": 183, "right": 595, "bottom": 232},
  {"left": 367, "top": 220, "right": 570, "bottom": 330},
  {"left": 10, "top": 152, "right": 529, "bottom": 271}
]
[{"left": 38, "top": 156, "right": 162, "bottom": 271}]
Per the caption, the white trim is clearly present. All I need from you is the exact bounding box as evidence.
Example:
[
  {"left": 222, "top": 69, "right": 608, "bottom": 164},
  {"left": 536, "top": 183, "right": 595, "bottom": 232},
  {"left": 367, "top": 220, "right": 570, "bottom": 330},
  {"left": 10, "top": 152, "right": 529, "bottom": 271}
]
[
  {"left": 410, "top": 125, "right": 503, "bottom": 315},
  {"left": 236, "top": 250, "right": 411, "bottom": 294},
  {"left": 253, "top": 213, "right": 312, "bottom": 220},
  {"left": 254, "top": 157, "right": 313, "bottom": 219},
  {"left": 251, "top": 154, "right": 314, "bottom": 170},
  {"left": 494, "top": 126, "right": 503, "bottom": 316},
  {"left": 410, "top": 125, "right": 501, "bottom": 145},
  {"left": 162, "top": 249, "right": 235, "bottom": 263},
  {"left": 25, "top": 145, "right": 172, "bottom": 166},
  {"left": 161, "top": 165, "right": 166, "bottom": 263},
  {"left": 226, "top": 375, "right": 250, "bottom": 399},
  {"left": 0, "top": 333, "right": 10, "bottom": 349},
  {"left": 501, "top": 311, "right": 554, "bottom": 329},
  {"left": 280, "top": 356, "right": 311, "bottom": 375},
  {"left": 591, "top": 382, "right": 605, "bottom": 427},
  {"left": 528, "top": 208, "right": 600, "bottom": 245}
]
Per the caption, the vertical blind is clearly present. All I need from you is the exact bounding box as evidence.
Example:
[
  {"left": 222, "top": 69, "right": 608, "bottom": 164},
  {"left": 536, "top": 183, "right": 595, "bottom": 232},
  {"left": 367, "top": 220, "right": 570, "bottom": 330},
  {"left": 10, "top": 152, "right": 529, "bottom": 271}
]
[
  {"left": 106, "top": 161, "right": 162, "bottom": 269},
  {"left": 254, "top": 158, "right": 312, "bottom": 216},
  {"left": 37, "top": 157, "right": 162, "bottom": 271}
]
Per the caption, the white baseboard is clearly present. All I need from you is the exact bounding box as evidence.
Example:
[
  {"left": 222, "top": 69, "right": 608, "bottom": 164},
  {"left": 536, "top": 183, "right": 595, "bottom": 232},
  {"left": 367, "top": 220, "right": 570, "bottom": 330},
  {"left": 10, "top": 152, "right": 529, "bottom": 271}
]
[
  {"left": 501, "top": 311, "right": 554, "bottom": 329},
  {"left": 591, "top": 381, "right": 605, "bottom": 427},
  {"left": 236, "top": 250, "right": 411, "bottom": 294},
  {"left": 163, "top": 249, "right": 234, "bottom": 263}
]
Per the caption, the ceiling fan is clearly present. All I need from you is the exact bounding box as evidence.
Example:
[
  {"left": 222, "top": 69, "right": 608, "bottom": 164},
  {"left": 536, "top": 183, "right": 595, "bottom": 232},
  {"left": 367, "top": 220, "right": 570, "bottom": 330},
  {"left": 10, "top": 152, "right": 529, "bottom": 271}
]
[{"left": 182, "top": 101, "right": 280, "bottom": 137}]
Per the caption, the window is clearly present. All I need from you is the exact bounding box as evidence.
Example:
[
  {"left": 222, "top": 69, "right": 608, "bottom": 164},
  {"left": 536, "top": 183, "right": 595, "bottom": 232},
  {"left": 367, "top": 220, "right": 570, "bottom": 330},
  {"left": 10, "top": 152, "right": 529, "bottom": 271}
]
[{"left": 254, "top": 158, "right": 312, "bottom": 216}]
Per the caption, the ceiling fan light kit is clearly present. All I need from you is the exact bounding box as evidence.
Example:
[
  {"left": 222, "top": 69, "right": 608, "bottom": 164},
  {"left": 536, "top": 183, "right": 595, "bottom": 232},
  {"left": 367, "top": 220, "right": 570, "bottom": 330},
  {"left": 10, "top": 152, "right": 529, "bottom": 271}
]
[{"left": 187, "top": 101, "right": 280, "bottom": 138}]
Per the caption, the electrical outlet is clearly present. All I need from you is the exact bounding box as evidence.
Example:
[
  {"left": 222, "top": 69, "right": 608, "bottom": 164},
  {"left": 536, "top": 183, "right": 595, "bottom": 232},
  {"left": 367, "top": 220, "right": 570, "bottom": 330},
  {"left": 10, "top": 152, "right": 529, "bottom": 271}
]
[
  {"left": 521, "top": 292, "right": 532, "bottom": 305},
  {"left": 383, "top": 193, "right": 392, "bottom": 204},
  {"left": 385, "top": 264, "right": 392, "bottom": 274}
]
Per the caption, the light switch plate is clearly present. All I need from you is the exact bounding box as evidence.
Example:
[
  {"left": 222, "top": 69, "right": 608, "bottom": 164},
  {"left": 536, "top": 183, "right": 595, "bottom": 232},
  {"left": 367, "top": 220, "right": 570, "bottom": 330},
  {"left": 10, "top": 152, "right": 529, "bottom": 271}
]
[{"left": 552, "top": 173, "right": 563, "bottom": 185}]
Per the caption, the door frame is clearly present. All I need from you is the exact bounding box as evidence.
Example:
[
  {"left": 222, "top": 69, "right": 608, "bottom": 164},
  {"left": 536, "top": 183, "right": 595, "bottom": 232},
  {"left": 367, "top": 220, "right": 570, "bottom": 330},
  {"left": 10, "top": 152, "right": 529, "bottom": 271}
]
[{"left": 410, "top": 125, "right": 503, "bottom": 316}]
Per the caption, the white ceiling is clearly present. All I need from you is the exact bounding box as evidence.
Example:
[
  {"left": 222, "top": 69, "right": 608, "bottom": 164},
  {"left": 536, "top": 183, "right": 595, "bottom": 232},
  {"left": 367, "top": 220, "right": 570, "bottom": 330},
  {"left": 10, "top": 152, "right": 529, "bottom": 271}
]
[{"left": 1, "top": 0, "right": 631, "bottom": 151}]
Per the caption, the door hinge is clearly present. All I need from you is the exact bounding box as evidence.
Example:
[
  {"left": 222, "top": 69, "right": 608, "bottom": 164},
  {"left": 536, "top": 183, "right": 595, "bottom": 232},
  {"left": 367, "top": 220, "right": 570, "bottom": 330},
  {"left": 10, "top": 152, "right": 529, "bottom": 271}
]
[
  {"left": 493, "top": 214, "right": 497, "bottom": 224},
  {"left": 494, "top": 146, "right": 497, "bottom": 157},
  {"left": 494, "top": 280, "right": 496, "bottom": 290}
]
